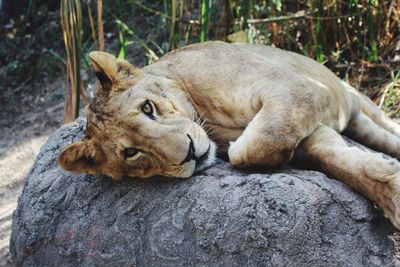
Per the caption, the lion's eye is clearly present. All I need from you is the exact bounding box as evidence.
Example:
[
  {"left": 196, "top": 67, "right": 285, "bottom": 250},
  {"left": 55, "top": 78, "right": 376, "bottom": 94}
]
[
  {"left": 141, "top": 100, "right": 154, "bottom": 118},
  {"left": 123, "top": 147, "right": 139, "bottom": 159}
]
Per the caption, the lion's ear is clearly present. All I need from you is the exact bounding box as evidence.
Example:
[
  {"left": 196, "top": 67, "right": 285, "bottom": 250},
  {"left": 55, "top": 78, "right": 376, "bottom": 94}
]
[
  {"left": 58, "top": 141, "right": 104, "bottom": 174},
  {"left": 89, "top": 51, "right": 138, "bottom": 92}
]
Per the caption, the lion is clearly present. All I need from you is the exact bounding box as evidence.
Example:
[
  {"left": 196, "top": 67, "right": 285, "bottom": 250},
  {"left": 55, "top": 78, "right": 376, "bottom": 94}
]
[{"left": 59, "top": 41, "right": 400, "bottom": 229}]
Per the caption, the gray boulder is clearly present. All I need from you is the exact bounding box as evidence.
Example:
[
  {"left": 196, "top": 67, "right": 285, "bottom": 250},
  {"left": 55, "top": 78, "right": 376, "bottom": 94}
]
[{"left": 10, "top": 118, "right": 396, "bottom": 266}]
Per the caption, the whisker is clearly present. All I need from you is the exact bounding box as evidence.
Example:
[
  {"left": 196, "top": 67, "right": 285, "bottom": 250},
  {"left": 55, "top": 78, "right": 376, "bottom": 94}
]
[{"left": 193, "top": 113, "right": 216, "bottom": 137}]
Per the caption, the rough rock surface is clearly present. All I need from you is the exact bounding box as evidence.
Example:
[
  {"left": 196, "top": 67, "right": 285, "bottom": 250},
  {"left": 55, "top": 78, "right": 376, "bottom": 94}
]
[{"left": 10, "top": 119, "right": 397, "bottom": 266}]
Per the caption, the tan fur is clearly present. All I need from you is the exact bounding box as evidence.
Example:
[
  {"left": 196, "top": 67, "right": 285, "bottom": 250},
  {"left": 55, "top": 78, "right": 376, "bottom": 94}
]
[{"left": 59, "top": 41, "right": 400, "bottom": 229}]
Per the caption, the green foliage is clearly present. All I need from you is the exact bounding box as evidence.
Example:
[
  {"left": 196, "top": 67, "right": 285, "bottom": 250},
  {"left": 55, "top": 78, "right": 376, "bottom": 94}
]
[
  {"left": 382, "top": 70, "right": 400, "bottom": 115},
  {"left": 0, "top": 6, "right": 64, "bottom": 93},
  {"left": 108, "top": 0, "right": 395, "bottom": 71},
  {"left": 115, "top": 19, "right": 160, "bottom": 63}
]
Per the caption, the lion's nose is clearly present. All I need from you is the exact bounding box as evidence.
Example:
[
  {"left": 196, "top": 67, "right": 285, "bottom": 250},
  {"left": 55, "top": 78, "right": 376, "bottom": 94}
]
[{"left": 179, "top": 134, "right": 196, "bottom": 165}]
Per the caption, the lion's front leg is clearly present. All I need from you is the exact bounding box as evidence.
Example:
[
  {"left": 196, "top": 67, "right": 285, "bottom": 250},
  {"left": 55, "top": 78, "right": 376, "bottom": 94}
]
[
  {"left": 228, "top": 107, "right": 315, "bottom": 167},
  {"left": 294, "top": 124, "right": 400, "bottom": 229}
]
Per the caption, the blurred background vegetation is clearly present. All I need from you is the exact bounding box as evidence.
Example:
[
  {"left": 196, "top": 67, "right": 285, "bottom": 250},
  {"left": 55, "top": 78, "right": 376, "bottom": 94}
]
[{"left": 0, "top": 0, "right": 399, "bottom": 122}]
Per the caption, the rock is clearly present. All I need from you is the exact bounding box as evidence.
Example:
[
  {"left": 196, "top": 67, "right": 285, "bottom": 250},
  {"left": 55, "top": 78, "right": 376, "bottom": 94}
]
[{"left": 10, "top": 118, "right": 396, "bottom": 266}]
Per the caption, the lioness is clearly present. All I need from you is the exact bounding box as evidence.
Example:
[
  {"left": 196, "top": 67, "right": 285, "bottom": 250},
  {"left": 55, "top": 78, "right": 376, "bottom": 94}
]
[{"left": 59, "top": 41, "right": 400, "bottom": 229}]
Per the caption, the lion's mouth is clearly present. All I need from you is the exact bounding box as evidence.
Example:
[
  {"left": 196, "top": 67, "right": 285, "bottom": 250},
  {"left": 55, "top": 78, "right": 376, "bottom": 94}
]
[
  {"left": 195, "top": 145, "right": 210, "bottom": 169},
  {"left": 179, "top": 134, "right": 213, "bottom": 171}
]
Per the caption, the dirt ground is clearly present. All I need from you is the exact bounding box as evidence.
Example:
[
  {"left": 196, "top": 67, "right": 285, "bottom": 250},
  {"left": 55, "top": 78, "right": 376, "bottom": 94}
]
[{"left": 0, "top": 79, "right": 65, "bottom": 266}]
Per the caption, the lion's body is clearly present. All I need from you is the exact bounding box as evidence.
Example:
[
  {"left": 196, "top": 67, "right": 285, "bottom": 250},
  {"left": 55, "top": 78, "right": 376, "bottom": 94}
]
[
  {"left": 145, "top": 42, "right": 357, "bottom": 151},
  {"left": 59, "top": 41, "right": 400, "bottom": 229}
]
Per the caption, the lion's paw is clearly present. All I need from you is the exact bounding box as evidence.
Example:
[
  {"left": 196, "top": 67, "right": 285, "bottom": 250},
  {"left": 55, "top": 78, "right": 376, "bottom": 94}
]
[{"left": 228, "top": 138, "right": 249, "bottom": 167}]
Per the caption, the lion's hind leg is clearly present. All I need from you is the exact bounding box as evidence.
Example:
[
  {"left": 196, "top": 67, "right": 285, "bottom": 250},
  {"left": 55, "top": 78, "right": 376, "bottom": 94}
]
[
  {"left": 343, "top": 81, "right": 400, "bottom": 137},
  {"left": 294, "top": 124, "right": 400, "bottom": 229},
  {"left": 343, "top": 112, "right": 400, "bottom": 160}
]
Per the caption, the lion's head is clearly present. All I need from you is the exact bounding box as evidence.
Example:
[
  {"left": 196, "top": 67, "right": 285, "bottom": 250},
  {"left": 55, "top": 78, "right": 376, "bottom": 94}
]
[{"left": 59, "top": 51, "right": 216, "bottom": 180}]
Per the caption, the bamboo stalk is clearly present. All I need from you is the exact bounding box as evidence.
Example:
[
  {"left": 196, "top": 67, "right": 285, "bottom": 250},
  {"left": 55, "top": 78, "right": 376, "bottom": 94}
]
[
  {"left": 315, "top": 0, "right": 324, "bottom": 62},
  {"left": 60, "top": 0, "right": 82, "bottom": 123},
  {"left": 87, "top": 0, "right": 97, "bottom": 43},
  {"left": 98, "top": 0, "right": 104, "bottom": 51},
  {"left": 200, "top": 0, "right": 210, "bottom": 42},
  {"left": 242, "top": 0, "right": 251, "bottom": 30},
  {"left": 75, "top": 0, "right": 82, "bottom": 118},
  {"left": 170, "top": 0, "right": 178, "bottom": 49},
  {"left": 366, "top": 0, "right": 378, "bottom": 62}
]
